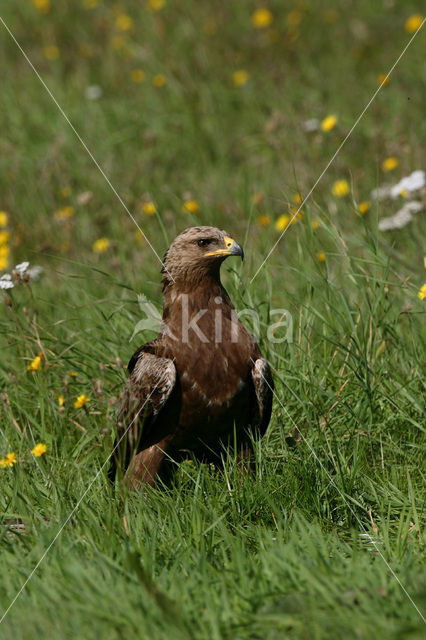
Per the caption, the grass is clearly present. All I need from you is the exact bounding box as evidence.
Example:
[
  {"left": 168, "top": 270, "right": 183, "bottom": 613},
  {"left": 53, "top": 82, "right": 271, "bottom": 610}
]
[{"left": 0, "top": 1, "right": 425, "bottom": 638}]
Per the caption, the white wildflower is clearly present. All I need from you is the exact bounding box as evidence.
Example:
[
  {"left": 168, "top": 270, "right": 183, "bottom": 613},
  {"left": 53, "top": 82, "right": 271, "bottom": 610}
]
[
  {"left": 390, "top": 170, "right": 425, "bottom": 198},
  {"left": 371, "top": 184, "right": 392, "bottom": 200},
  {"left": 85, "top": 85, "right": 103, "bottom": 100},
  {"left": 303, "top": 118, "right": 320, "bottom": 132},
  {"left": 14, "top": 261, "right": 30, "bottom": 275},
  {"left": 0, "top": 274, "right": 14, "bottom": 290},
  {"left": 378, "top": 201, "right": 423, "bottom": 231},
  {"left": 26, "top": 265, "right": 44, "bottom": 280}
]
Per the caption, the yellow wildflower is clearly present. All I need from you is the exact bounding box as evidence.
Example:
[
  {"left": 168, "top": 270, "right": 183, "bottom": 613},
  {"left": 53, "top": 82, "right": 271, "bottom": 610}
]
[
  {"left": 0, "top": 452, "right": 17, "bottom": 468},
  {"left": 32, "top": 0, "right": 50, "bottom": 13},
  {"left": 93, "top": 238, "right": 110, "bottom": 253},
  {"left": 418, "top": 284, "right": 426, "bottom": 300},
  {"left": 111, "top": 35, "right": 126, "bottom": 50},
  {"left": 0, "top": 246, "right": 10, "bottom": 261},
  {"left": 43, "top": 45, "right": 60, "bottom": 61},
  {"left": 79, "top": 43, "right": 94, "bottom": 58},
  {"left": 233, "top": 70, "right": 249, "bottom": 87},
  {"left": 267, "top": 29, "right": 280, "bottom": 44},
  {"left": 153, "top": 74, "right": 167, "bottom": 87},
  {"left": 27, "top": 354, "right": 42, "bottom": 371},
  {"left": 257, "top": 215, "right": 271, "bottom": 226},
  {"left": 332, "top": 179, "right": 349, "bottom": 197},
  {"left": 290, "top": 209, "right": 303, "bottom": 224},
  {"left": 317, "top": 251, "right": 326, "bottom": 262},
  {"left": 0, "top": 231, "right": 10, "bottom": 245},
  {"left": 134, "top": 230, "right": 145, "bottom": 245},
  {"left": 292, "top": 193, "right": 302, "bottom": 205},
  {"left": 58, "top": 395, "right": 65, "bottom": 407},
  {"left": 275, "top": 214, "right": 290, "bottom": 232},
  {"left": 143, "top": 201, "right": 156, "bottom": 215},
  {"left": 149, "top": 0, "right": 165, "bottom": 10},
  {"left": 83, "top": 0, "right": 100, "bottom": 8},
  {"left": 69, "top": 371, "right": 78, "bottom": 377},
  {"left": 59, "top": 186, "right": 72, "bottom": 199},
  {"left": 322, "top": 9, "right": 338, "bottom": 23},
  {"left": 0, "top": 257, "right": 8, "bottom": 270},
  {"left": 0, "top": 212, "right": 8, "bottom": 227},
  {"left": 382, "top": 157, "right": 398, "bottom": 172},
  {"left": 321, "top": 115, "right": 337, "bottom": 132},
  {"left": 286, "top": 10, "right": 302, "bottom": 27},
  {"left": 252, "top": 8, "right": 273, "bottom": 28},
  {"left": 32, "top": 443, "right": 47, "bottom": 457},
  {"left": 131, "top": 69, "right": 146, "bottom": 83},
  {"left": 116, "top": 14, "right": 133, "bottom": 31},
  {"left": 378, "top": 73, "right": 390, "bottom": 86},
  {"left": 358, "top": 201, "right": 371, "bottom": 215},
  {"left": 405, "top": 14, "right": 423, "bottom": 33},
  {"left": 182, "top": 200, "right": 199, "bottom": 214},
  {"left": 54, "top": 206, "right": 74, "bottom": 220},
  {"left": 311, "top": 219, "right": 321, "bottom": 229},
  {"left": 74, "top": 394, "right": 90, "bottom": 408}
]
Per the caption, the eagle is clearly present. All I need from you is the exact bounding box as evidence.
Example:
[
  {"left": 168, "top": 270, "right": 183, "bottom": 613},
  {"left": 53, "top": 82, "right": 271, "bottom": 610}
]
[{"left": 110, "top": 226, "right": 273, "bottom": 489}]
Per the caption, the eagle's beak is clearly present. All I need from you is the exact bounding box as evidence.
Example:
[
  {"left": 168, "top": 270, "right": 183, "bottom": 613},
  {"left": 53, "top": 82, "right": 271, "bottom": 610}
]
[{"left": 206, "top": 236, "right": 244, "bottom": 261}]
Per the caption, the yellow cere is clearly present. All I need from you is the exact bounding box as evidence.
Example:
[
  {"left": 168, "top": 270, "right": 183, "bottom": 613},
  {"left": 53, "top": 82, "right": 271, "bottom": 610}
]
[
  {"left": 32, "top": 443, "right": 47, "bottom": 457},
  {"left": 332, "top": 179, "right": 349, "bottom": 197}
]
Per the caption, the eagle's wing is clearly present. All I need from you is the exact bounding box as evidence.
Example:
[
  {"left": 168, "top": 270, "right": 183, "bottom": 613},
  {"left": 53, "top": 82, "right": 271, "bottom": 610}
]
[
  {"left": 109, "top": 345, "right": 177, "bottom": 479},
  {"left": 250, "top": 356, "right": 274, "bottom": 436}
]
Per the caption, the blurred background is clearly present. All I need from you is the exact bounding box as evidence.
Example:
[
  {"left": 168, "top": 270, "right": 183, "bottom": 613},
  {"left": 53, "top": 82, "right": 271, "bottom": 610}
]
[{"left": 0, "top": 0, "right": 424, "bottom": 298}]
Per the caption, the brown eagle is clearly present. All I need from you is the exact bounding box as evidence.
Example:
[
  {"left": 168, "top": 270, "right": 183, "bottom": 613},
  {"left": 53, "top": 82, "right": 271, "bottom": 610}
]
[{"left": 110, "top": 226, "right": 273, "bottom": 489}]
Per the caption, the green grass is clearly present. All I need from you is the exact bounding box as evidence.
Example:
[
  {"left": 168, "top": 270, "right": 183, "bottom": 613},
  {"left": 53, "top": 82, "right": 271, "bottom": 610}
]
[{"left": 0, "top": 1, "right": 425, "bottom": 638}]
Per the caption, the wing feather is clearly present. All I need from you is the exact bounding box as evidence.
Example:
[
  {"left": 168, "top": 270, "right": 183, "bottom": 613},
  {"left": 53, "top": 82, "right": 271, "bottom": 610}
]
[{"left": 109, "top": 348, "right": 177, "bottom": 479}]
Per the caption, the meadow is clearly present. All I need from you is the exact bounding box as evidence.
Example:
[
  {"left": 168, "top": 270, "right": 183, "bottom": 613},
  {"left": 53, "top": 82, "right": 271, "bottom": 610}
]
[{"left": 0, "top": 1, "right": 425, "bottom": 638}]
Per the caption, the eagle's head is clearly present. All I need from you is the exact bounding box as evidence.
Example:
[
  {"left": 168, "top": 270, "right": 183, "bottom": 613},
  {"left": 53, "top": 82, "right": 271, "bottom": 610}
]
[{"left": 162, "top": 226, "right": 244, "bottom": 287}]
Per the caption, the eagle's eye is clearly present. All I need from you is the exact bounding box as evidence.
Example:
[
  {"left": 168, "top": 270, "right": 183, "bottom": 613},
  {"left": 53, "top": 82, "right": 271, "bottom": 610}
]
[{"left": 197, "top": 238, "right": 213, "bottom": 248}]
